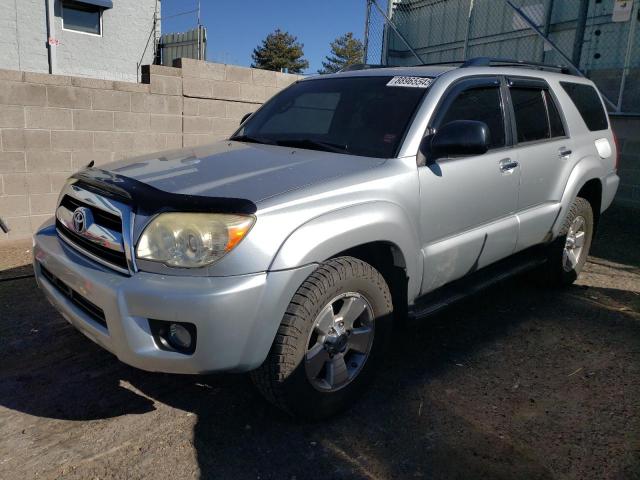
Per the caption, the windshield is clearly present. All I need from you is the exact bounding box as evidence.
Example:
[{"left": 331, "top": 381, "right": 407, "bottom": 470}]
[{"left": 231, "top": 76, "right": 430, "bottom": 158}]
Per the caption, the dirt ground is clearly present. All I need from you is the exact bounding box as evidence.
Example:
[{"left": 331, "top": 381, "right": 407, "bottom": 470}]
[{"left": 1, "top": 205, "right": 639, "bottom": 480}]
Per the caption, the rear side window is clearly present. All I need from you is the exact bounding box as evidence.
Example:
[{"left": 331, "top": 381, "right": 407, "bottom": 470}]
[
  {"left": 439, "top": 86, "right": 505, "bottom": 149},
  {"left": 560, "top": 82, "right": 608, "bottom": 131},
  {"left": 511, "top": 88, "right": 549, "bottom": 143}
]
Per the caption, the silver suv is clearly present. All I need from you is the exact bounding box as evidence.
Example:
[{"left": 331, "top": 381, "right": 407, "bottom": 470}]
[{"left": 33, "top": 58, "right": 619, "bottom": 418}]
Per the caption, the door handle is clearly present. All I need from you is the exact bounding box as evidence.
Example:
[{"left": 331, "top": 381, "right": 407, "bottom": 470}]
[
  {"left": 559, "top": 148, "right": 572, "bottom": 159},
  {"left": 499, "top": 159, "right": 519, "bottom": 173}
]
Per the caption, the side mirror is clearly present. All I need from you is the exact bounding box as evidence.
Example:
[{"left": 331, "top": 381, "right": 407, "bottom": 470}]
[
  {"left": 420, "top": 120, "right": 490, "bottom": 164},
  {"left": 240, "top": 112, "right": 253, "bottom": 125}
]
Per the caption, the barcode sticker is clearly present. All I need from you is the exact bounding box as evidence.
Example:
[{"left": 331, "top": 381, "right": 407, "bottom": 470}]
[{"left": 386, "top": 76, "right": 433, "bottom": 88}]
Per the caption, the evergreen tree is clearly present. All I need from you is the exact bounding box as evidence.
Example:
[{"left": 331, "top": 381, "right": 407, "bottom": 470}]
[
  {"left": 318, "top": 32, "right": 364, "bottom": 74},
  {"left": 251, "top": 28, "right": 309, "bottom": 73}
]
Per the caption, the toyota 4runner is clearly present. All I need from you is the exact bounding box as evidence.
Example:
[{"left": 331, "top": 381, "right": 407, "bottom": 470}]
[{"left": 33, "top": 58, "right": 619, "bottom": 418}]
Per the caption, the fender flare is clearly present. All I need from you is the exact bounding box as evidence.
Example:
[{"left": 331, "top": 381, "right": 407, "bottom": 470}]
[
  {"left": 552, "top": 155, "right": 604, "bottom": 238},
  {"left": 270, "top": 201, "right": 423, "bottom": 300}
]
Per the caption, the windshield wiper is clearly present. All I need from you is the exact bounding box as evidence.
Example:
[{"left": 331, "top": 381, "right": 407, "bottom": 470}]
[
  {"left": 275, "top": 138, "right": 348, "bottom": 154},
  {"left": 229, "top": 134, "right": 276, "bottom": 145}
]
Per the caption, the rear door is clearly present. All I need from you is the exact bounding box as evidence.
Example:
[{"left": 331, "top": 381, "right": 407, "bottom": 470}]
[
  {"left": 506, "top": 77, "right": 575, "bottom": 251},
  {"left": 418, "top": 76, "right": 520, "bottom": 294}
]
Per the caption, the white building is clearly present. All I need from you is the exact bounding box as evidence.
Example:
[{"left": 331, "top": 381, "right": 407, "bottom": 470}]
[{"left": 0, "top": 0, "right": 160, "bottom": 82}]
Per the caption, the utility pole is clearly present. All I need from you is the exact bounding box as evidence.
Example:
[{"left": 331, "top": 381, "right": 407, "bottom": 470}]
[
  {"left": 363, "top": 0, "right": 371, "bottom": 63},
  {"left": 572, "top": 0, "right": 589, "bottom": 67}
]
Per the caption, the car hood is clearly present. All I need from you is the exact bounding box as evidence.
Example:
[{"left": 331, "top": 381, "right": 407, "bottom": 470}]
[{"left": 103, "top": 141, "right": 386, "bottom": 204}]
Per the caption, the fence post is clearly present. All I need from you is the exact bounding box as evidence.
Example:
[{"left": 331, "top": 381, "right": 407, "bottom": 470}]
[
  {"left": 462, "top": 0, "right": 475, "bottom": 60},
  {"left": 572, "top": 0, "right": 589, "bottom": 67},
  {"left": 617, "top": 0, "right": 639, "bottom": 112},
  {"left": 363, "top": 0, "right": 371, "bottom": 63}
]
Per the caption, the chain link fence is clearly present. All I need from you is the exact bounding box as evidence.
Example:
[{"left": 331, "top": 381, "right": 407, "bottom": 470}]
[{"left": 363, "top": 0, "right": 640, "bottom": 113}]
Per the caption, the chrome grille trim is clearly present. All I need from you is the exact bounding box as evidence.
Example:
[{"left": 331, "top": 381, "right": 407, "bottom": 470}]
[{"left": 55, "top": 180, "right": 138, "bottom": 275}]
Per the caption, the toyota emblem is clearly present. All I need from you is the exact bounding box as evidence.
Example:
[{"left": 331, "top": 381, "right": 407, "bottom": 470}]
[{"left": 72, "top": 207, "right": 92, "bottom": 234}]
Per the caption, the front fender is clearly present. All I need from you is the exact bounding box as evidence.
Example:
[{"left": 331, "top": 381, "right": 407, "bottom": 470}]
[
  {"left": 270, "top": 201, "right": 423, "bottom": 301},
  {"left": 552, "top": 155, "right": 605, "bottom": 238}
]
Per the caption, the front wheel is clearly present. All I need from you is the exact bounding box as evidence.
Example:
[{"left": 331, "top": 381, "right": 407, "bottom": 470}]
[
  {"left": 250, "top": 256, "right": 393, "bottom": 419},
  {"left": 545, "top": 196, "right": 594, "bottom": 285}
]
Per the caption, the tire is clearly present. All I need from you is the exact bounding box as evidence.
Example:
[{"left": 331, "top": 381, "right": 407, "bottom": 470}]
[
  {"left": 545, "top": 196, "right": 594, "bottom": 286},
  {"left": 250, "top": 256, "right": 393, "bottom": 419}
]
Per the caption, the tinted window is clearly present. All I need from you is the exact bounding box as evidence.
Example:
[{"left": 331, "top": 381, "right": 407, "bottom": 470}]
[
  {"left": 511, "top": 88, "right": 549, "bottom": 142},
  {"left": 545, "top": 90, "right": 565, "bottom": 138},
  {"left": 560, "top": 82, "right": 608, "bottom": 131},
  {"left": 62, "top": 1, "right": 101, "bottom": 35},
  {"left": 439, "top": 87, "right": 505, "bottom": 149},
  {"left": 236, "top": 76, "right": 428, "bottom": 158}
]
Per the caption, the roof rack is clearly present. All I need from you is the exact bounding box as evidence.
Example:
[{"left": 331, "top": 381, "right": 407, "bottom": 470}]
[
  {"left": 459, "top": 57, "right": 572, "bottom": 74},
  {"left": 339, "top": 63, "right": 388, "bottom": 72}
]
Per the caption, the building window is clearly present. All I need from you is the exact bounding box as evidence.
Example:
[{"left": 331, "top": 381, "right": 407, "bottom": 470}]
[{"left": 61, "top": 1, "right": 102, "bottom": 36}]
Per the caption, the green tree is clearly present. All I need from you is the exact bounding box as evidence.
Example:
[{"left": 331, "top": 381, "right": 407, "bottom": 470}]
[
  {"left": 251, "top": 28, "right": 309, "bottom": 73},
  {"left": 318, "top": 32, "right": 364, "bottom": 74}
]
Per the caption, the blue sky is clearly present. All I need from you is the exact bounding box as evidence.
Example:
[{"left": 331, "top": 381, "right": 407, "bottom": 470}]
[{"left": 160, "top": 0, "right": 366, "bottom": 73}]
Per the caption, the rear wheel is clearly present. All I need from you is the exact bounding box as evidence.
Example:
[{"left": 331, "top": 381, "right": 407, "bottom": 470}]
[
  {"left": 545, "top": 197, "right": 594, "bottom": 285},
  {"left": 250, "top": 256, "right": 393, "bottom": 419}
]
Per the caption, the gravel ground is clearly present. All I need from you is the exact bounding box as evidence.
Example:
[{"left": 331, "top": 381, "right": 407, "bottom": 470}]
[{"left": 0, "top": 205, "right": 638, "bottom": 480}]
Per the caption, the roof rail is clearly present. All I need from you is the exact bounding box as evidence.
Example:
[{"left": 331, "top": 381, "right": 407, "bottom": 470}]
[
  {"left": 339, "top": 63, "right": 389, "bottom": 72},
  {"left": 461, "top": 57, "right": 572, "bottom": 74}
]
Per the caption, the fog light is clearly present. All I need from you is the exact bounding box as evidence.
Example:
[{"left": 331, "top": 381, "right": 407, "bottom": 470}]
[
  {"left": 169, "top": 323, "right": 192, "bottom": 350},
  {"left": 149, "top": 319, "right": 197, "bottom": 355}
]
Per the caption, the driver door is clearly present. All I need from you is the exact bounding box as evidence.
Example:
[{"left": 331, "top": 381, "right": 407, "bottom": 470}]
[{"left": 418, "top": 77, "right": 520, "bottom": 294}]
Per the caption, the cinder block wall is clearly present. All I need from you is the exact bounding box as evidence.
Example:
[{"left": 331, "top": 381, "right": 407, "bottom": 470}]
[
  {"left": 0, "top": 59, "right": 302, "bottom": 242},
  {"left": 611, "top": 116, "right": 640, "bottom": 209}
]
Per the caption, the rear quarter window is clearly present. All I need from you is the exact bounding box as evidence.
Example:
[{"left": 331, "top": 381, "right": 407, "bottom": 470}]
[{"left": 560, "top": 82, "right": 609, "bottom": 131}]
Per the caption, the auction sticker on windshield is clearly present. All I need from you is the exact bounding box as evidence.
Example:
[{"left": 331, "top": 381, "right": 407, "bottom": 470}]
[{"left": 386, "top": 76, "right": 433, "bottom": 88}]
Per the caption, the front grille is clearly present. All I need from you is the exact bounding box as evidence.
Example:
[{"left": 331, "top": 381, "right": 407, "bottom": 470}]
[
  {"left": 55, "top": 194, "right": 129, "bottom": 273},
  {"left": 40, "top": 264, "right": 108, "bottom": 329}
]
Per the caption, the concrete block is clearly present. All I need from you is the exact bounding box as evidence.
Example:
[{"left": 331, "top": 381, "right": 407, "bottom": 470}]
[
  {"left": 150, "top": 114, "right": 182, "bottom": 133},
  {"left": 239, "top": 83, "right": 266, "bottom": 103},
  {"left": 4, "top": 216, "right": 31, "bottom": 239},
  {"left": 226, "top": 102, "right": 256, "bottom": 120},
  {"left": 0, "top": 69, "right": 23, "bottom": 81},
  {"left": 276, "top": 72, "right": 299, "bottom": 88},
  {"left": 93, "top": 131, "right": 135, "bottom": 151},
  {"left": 47, "top": 86, "right": 92, "bottom": 109},
  {"left": 183, "top": 116, "right": 211, "bottom": 134},
  {"left": 72, "top": 77, "right": 115, "bottom": 90},
  {"left": 197, "top": 99, "right": 227, "bottom": 117},
  {"left": 28, "top": 173, "right": 54, "bottom": 194},
  {"left": 50, "top": 172, "right": 71, "bottom": 192},
  {"left": 184, "top": 133, "right": 218, "bottom": 147},
  {"left": 252, "top": 68, "right": 277, "bottom": 87},
  {"left": 0, "top": 195, "right": 29, "bottom": 216},
  {"left": 210, "top": 117, "right": 238, "bottom": 135},
  {"left": 73, "top": 110, "right": 114, "bottom": 131},
  {"left": 165, "top": 133, "right": 183, "bottom": 149},
  {"left": 0, "top": 105, "right": 25, "bottom": 128},
  {"left": 3, "top": 173, "right": 51, "bottom": 195},
  {"left": 265, "top": 86, "right": 282, "bottom": 99},
  {"left": 2, "top": 129, "right": 50, "bottom": 151},
  {"left": 0, "top": 81, "right": 47, "bottom": 106},
  {"left": 0, "top": 152, "right": 26, "bottom": 173},
  {"left": 25, "top": 107, "right": 72, "bottom": 130},
  {"left": 71, "top": 150, "right": 113, "bottom": 170},
  {"left": 226, "top": 65, "right": 252, "bottom": 84},
  {"left": 30, "top": 214, "right": 52, "bottom": 233},
  {"left": 51, "top": 130, "right": 93, "bottom": 151},
  {"left": 24, "top": 72, "right": 72, "bottom": 86},
  {"left": 114, "top": 81, "right": 149, "bottom": 93},
  {"left": 183, "top": 77, "right": 212, "bottom": 98},
  {"left": 26, "top": 151, "right": 71, "bottom": 172},
  {"left": 131, "top": 93, "right": 182, "bottom": 114},
  {"left": 114, "top": 112, "right": 150, "bottom": 132},
  {"left": 178, "top": 59, "right": 225, "bottom": 80},
  {"left": 183, "top": 97, "right": 199, "bottom": 116},
  {"left": 150, "top": 75, "right": 182, "bottom": 96},
  {"left": 92, "top": 90, "right": 131, "bottom": 112},
  {"left": 132, "top": 133, "right": 167, "bottom": 153},
  {"left": 143, "top": 65, "right": 182, "bottom": 77},
  {"left": 29, "top": 193, "right": 59, "bottom": 215}
]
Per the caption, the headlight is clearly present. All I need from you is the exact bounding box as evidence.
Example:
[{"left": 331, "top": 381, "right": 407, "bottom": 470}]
[{"left": 136, "top": 213, "right": 255, "bottom": 268}]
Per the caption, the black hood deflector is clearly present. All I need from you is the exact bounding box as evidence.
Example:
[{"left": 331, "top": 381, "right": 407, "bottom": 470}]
[{"left": 71, "top": 168, "right": 257, "bottom": 216}]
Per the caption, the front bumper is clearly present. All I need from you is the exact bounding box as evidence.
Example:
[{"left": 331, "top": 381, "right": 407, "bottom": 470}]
[{"left": 33, "top": 221, "right": 316, "bottom": 374}]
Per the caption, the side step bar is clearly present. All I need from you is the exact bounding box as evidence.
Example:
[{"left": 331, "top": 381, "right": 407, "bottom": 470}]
[{"left": 409, "top": 247, "right": 548, "bottom": 321}]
